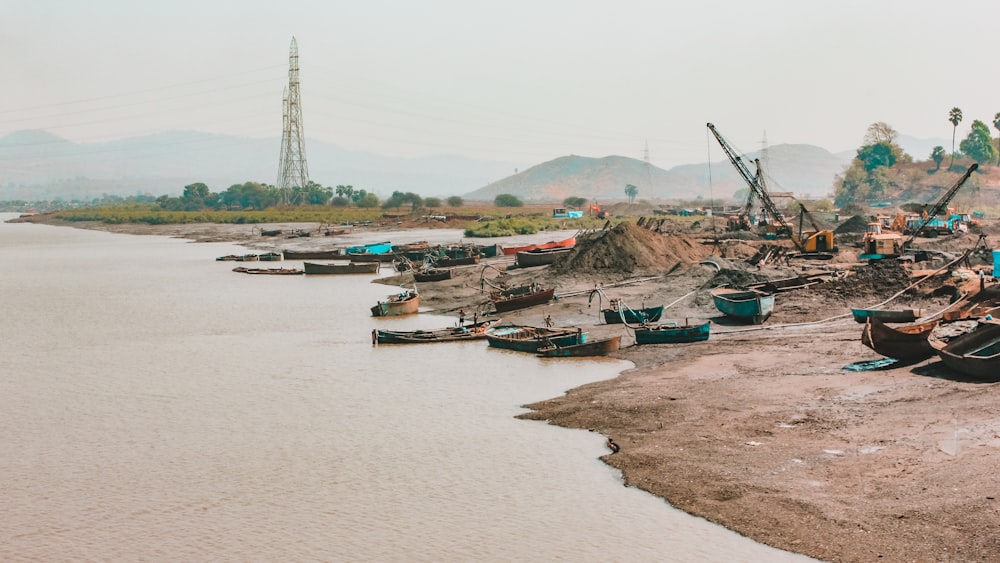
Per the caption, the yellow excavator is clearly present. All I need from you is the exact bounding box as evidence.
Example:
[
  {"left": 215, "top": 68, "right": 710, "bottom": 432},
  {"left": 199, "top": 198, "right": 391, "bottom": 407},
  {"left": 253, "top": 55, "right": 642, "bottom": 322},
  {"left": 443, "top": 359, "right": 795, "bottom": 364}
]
[{"left": 791, "top": 203, "right": 836, "bottom": 256}]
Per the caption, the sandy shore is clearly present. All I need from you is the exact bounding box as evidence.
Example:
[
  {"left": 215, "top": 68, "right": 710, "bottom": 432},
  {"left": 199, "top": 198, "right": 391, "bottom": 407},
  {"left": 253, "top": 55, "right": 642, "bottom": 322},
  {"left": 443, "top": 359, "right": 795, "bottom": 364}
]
[{"left": 17, "top": 215, "right": 1000, "bottom": 562}]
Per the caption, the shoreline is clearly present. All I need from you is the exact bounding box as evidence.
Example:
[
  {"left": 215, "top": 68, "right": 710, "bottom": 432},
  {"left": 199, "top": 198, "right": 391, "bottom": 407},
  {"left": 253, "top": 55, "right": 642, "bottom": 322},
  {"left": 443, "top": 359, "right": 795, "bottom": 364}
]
[{"left": 17, "top": 216, "right": 1000, "bottom": 562}]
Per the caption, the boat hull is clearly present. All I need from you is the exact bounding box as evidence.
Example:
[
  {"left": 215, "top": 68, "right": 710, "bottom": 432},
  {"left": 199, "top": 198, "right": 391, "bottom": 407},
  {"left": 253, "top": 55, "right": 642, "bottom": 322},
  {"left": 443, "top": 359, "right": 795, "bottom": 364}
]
[
  {"left": 303, "top": 261, "right": 379, "bottom": 274},
  {"left": 634, "top": 320, "right": 711, "bottom": 344},
  {"left": 283, "top": 249, "right": 350, "bottom": 260},
  {"left": 861, "top": 317, "right": 937, "bottom": 361},
  {"left": 538, "top": 335, "right": 620, "bottom": 357},
  {"left": 515, "top": 247, "right": 573, "bottom": 267},
  {"left": 710, "top": 288, "right": 775, "bottom": 324},
  {"left": 500, "top": 236, "right": 576, "bottom": 256},
  {"left": 935, "top": 322, "right": 1000, "bottom": 380},
  {"left": 851, "top": 308, "right": 924, "bottom": 324},
  {"left": 376, "top": 320, "right": 497, "bottom": 344},
  {"left": 370, "top": 292, "right": 420, "bottom": 317},
  {"left": 486, "top": 326, "right": 585, "bottom": 353},
  {"left": 602, "top": 306, "right": 664, "bottom": 325},
  {"left": 413, "top": 268, "right": 452, "bottom": 282},
  {"left": 491, "top": 288, "right": 555, "bottom": 313}
]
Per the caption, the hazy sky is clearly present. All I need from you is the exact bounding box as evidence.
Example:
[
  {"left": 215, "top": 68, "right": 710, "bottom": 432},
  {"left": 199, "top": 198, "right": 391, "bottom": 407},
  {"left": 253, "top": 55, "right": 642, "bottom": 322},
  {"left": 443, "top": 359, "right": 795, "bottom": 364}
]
[{"left": 5, "top": 0, "right": 999, "bottom": 169}]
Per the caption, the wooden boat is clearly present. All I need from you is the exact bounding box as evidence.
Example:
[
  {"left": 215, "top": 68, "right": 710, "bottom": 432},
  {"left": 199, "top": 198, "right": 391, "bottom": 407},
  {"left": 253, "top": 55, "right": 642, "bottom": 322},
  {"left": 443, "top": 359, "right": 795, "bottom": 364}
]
[
  {"left": 370, "top": 290, "right": 420, "bottom": 317},
  {"left": 515, "top": 247, "right": 574, "bottom": 268},
  {"left": 602, "top": 303, "right": 663, "bottom": 325},
  {"left": 413, "top": 268, "right": 452, "bottom": 282},
  {"left": 258, "top": 252, "right": 283, "bottom": 261},
  {"left": 259, "top": 229, "right": 282, "bottom": 237},
  {"left": 490, "top": 285, "right": 556, "bottom": 313},
  {"left": 283, "top": 249, "right": 349, "bottom": 260},
  {"left": 303, "top": 261, "right": 379, "bottom": 275},
  {"left": 433, "top": 255, "right": 480, "bottom": 267},
  {"left": 232, "top": 266, "right": 303, "bottom": 275},
  {"left": 349, "top": 252, "right": 399, "bottom": 263},
  {"left": 375, "top": 319, "right": 499, "bottom": 344},
  {"left": 932, "top": 322, "right": 1000, "bottom": 380},
  {"left": 216, "top": 253, "right": 257, "bottom": 262},
  {"left": 537, "top": 335, "right": 621, "bottom": 357},
  {"left": 634, "top": 319, "right": 711, "bottom": 344},
  {"left": 347, "top": 241, "right": 392, "bottom": 255},
  {"left": 861, "top": 316, "right": 937, "bottom": 361},
  {"left": 500, "top": 236, "right": 576, "bottom": 256},
  {"left": 486, "top": 325, "right": 586, "bottom": 353},
  {"left": 851, "top": 308, "right": 924, "bottom": 324},
  {"left": 710, "top": 288, "right": 775, "bottom": 324}
]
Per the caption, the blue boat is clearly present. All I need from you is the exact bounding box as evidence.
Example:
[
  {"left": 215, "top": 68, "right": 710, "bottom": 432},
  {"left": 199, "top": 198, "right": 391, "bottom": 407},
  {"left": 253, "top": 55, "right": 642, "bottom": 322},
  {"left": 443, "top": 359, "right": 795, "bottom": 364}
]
[
  {"left": 486, "top": 325, "right": 586, "bottom": 353},
  {"left": 634, "top": 319, "right": 711, "bottom": 345},
  {"left": 603, "top": 305, "right": 664, "bottom": 325},
  {"left": 850, "top": 308, "right": 924, "bottom": 324},
  {"left": 346, "top": 241, "right": 392, "bottom": 255},
  {"left": 710, "top": 288, "right": 775, "bottom": 324}
]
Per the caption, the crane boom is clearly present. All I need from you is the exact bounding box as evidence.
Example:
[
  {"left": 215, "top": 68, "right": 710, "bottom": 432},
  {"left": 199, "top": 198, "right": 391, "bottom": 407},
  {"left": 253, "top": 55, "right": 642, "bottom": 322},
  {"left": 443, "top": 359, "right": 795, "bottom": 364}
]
[
  {"left": 904, "top": 164, "right": 978, "bottom": 245},
  {"left": 707, "top": 123, "right": 802, "bottom": 250}
]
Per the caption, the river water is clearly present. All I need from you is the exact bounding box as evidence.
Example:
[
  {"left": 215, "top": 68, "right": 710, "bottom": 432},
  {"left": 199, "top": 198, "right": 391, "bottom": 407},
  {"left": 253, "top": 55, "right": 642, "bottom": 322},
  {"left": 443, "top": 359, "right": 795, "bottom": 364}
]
[{"left": 0, "top": 214, "right": 812, "bottom": 561}]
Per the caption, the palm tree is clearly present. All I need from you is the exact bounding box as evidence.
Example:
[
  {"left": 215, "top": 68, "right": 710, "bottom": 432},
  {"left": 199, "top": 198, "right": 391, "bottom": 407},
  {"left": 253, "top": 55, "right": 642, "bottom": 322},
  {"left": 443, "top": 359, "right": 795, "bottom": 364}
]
[
  {"left": 948, "top": 107, "right": 963, "bottom": 169},
  {"left": 993, "top": 112, "right": 1000, "bottom": 166},
  {"left": 624, "top": 184, "right": 638, "bottom": 204}
]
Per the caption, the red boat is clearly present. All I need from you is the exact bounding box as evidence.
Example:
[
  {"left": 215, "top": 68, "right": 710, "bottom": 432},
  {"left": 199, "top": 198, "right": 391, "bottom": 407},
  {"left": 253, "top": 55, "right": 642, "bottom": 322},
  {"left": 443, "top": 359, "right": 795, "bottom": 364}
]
[{"left": 499, "top": 236, "right": 576, "bottom": 256}]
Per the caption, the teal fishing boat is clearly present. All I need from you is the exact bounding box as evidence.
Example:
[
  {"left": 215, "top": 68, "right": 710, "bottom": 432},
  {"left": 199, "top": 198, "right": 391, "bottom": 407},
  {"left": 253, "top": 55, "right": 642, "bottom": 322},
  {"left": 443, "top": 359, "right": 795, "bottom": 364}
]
[
  {"left": 710, "top": 288, "right": 775, "bottom": 324},
  {"left": 634, "top": 319, "right": 711, "bottom": 344}
]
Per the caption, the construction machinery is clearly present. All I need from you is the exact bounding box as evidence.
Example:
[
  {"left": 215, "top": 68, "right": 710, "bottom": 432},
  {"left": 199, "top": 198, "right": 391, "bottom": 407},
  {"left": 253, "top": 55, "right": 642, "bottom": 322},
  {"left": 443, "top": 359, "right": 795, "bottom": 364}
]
[
  {"left": 904, "top": 164, "right": 978, "bottom": 242},
  {"left": 792, "top": 203, "right": 837, "bottom": 256},
  {"left": 861, "top": 164, "right": 978, "bottom": 259},
  {"left": 708, "top": 123, "right": 832, "bottom": 258}
]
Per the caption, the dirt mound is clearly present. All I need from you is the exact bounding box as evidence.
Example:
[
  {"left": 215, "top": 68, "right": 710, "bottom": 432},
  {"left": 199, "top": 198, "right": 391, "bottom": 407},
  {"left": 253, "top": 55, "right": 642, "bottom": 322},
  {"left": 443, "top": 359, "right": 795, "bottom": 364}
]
[
  {"left": 707, "top": 268, "right": 771, "bottom": 289},
  {"left": 834, "top": 214, "right": 869, "bottom": 234},
  {"left": 550, "top": 221, "right": 712, "bottom": 276},
  {"left": 825, "top": 258, "right": 912, "bottom": 300}
]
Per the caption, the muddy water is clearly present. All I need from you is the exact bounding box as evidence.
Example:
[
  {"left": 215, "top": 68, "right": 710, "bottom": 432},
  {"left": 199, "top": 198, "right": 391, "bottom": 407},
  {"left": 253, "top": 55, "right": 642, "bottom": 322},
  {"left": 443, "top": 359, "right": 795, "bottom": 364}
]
[{"left": 0, "top": 215, "right": 811, "bottom": 561}]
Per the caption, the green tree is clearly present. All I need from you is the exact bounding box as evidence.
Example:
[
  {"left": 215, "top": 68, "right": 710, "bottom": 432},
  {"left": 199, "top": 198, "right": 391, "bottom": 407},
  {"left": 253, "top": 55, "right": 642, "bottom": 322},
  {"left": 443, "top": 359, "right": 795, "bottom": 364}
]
[
  {"left": 931, "top": 146, "right": 946, "bottom": 171},
  {"left": 424, "top": 197, "right": 442, "bottom": 208},
  {"left": 856, "top": 143, "right": 897, "bottom": 172},
  {"left": 446, "top": 196, "right": 464, "bottom": 207},
  {"left": 993, "top": 113, "right": 1000, "bottom": 165},
  {"left": 624, "top": 184, "right": 638, "bottom": 204},
  {"left": 494, "top": 193, "right": 523, "bottom": 207},
  {"left": 959, "top": 119, "right": 998, "bottom": 165},
  {"left": 562, "top": 196, "right": 587, "bottom": 209},
  {"left": 335, "top": 185, "right": 355, "bottom": 199},
  {"left": 948, "top": 107, "right": 963, "bottom": 168},
  {"left": 357, "top": 193, "right": 380, "bottom": 208}
]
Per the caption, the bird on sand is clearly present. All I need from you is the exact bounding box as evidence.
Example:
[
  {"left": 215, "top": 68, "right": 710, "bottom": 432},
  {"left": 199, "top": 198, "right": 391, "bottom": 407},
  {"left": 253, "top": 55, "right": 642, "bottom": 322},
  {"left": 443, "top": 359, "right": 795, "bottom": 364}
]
[{"left": 606, "top": 437, "right": 620, "bottom": 453}]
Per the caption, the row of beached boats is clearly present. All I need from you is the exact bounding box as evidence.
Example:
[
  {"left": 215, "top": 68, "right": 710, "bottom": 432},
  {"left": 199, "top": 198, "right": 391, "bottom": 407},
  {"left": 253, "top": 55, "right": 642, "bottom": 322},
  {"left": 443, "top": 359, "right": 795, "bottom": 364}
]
[{"left": 859, "top": 287, "right": 1000, "bottom": 379}]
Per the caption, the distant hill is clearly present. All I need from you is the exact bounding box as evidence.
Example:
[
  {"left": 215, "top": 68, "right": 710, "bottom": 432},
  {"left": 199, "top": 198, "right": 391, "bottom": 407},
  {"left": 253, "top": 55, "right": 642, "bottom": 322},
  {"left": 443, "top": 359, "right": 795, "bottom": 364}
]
[
  {"left": 3, "top": 129, "right": 907, "bottom": 203},
  {"left": 0, "top": 130, "right": 516, "bottom": 201},
  {"left": 467, "top": 144, "right": 853, "bottom": 202}
]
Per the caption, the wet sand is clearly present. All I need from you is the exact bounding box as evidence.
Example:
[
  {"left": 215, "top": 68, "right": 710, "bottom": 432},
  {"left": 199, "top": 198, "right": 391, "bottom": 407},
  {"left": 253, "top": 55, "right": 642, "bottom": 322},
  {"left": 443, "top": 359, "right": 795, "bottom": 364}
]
[{"left": 19, "top": 215, "right": 1000, "bottom": 562}]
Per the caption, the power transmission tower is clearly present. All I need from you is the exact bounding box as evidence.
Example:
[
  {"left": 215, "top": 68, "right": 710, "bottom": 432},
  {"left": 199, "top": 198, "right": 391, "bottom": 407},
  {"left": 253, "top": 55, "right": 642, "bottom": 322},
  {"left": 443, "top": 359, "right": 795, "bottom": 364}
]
[{"left": 277, "top": 37, "right": 309, "bottom": 200}]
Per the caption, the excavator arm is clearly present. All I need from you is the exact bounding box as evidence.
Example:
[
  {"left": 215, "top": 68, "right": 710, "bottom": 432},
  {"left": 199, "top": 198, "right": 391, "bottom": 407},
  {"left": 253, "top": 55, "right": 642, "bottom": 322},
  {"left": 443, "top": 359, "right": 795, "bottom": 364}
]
[
  {"left": 904, "top": 164, "right": 978, "bottom": 245},
  {"left": 707, "top": 123, "right": 803, "bottom": 251}
]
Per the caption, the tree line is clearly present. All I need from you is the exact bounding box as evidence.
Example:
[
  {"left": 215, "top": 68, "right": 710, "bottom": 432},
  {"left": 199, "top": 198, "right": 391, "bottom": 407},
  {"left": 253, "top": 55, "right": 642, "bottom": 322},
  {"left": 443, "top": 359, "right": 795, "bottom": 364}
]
[
  {"left": 834, "top": 108, "right": 1000, "bottom": 207},
  {"left": 155, "top": 181, "right": 467, "bottom": 212}
]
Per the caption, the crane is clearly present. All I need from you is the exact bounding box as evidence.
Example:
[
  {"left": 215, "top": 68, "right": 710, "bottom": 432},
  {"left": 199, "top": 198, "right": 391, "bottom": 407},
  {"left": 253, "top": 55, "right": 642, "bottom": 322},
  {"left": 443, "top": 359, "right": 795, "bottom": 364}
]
[
  {"left": 904, "top": 163, "right": 978, "bottom": 246},
  {"left": 794, "top": 203, "right": 836, "bottom": 254},
  {"left": 707, "top": 123, "right": 801, "bottom": 249}
]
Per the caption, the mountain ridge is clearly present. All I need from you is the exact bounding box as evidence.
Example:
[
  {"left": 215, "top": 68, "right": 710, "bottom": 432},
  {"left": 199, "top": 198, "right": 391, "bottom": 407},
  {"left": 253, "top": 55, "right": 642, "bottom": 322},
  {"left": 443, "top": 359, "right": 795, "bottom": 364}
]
[{"left": 0, "top": 129, "right": 946, "bottom": 202}]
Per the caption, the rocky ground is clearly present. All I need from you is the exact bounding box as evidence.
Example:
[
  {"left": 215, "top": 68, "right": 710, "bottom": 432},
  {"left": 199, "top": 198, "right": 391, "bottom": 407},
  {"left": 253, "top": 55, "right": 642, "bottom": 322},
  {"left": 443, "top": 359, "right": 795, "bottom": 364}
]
[{"left": 17, "top": 214, "right": 1000, "bottom": 562}]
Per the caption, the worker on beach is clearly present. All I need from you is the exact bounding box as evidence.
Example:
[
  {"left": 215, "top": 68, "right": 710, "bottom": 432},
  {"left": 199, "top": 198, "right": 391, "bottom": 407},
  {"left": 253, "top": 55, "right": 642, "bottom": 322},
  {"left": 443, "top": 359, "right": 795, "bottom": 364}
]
[{"left": 458, "top": 308, "right": 466, "bottom": 326}]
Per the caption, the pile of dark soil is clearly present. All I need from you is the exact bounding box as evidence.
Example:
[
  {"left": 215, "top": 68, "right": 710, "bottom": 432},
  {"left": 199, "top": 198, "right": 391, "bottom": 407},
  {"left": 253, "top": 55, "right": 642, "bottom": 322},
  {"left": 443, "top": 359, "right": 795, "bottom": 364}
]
[
  {"left": 549, "top": 221, "right": 712, "bottom": 277},
  {"left": 824, "top": 258, "right": 912, "bottom": 300},
  {"left": 834, "top": 215, "right": 869, "bottom": 234},
  {"left": 707, "top": 268, "right": 771, "bottom": 289}
]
